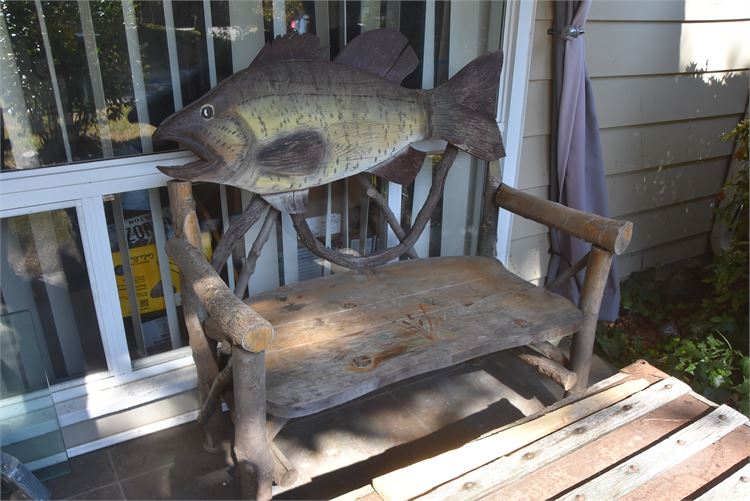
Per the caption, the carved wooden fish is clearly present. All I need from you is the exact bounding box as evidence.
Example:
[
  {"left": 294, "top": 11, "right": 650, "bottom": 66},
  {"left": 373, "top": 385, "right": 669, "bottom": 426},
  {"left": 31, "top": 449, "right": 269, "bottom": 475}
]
[{"left": 155, "top": 29, "right": 504, "bottom": 213}]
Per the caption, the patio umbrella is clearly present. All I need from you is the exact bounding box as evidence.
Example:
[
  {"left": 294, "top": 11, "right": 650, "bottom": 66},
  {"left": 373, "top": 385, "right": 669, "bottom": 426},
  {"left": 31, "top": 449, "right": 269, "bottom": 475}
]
[{"left": 547, "top": 0, "right": 620, "bottom": 320}]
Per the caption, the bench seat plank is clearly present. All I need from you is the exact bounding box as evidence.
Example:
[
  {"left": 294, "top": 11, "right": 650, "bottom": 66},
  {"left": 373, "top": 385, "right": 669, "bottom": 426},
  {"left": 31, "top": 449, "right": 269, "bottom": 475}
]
[{"left": 240, "top": 257, "right": 582, "bottom": 418}]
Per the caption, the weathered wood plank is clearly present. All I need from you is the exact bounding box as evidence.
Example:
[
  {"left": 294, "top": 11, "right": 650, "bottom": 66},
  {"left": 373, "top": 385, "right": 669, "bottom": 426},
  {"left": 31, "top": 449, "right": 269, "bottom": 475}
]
[
  {"left": 415, "top": 377, "right": 691, "bottom": 501},
  {"left": 243, "top": 257, "right": 582, "bottom": 418},
  {"left": 557, "top": 405, "right": 748, "bottom": 501},
  {"left": 694, "top": 461, "right": 750, "bottom": 501},
  {"left": 372, "top": 378, "right": 650, "bottom": 501}
]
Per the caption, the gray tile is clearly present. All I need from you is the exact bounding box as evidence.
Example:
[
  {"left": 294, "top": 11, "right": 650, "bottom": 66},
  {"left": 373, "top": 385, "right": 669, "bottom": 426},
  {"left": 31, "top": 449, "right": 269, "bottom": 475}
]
[
  {"left": 274, "top": 391, "right": 425, "bottom": 484},
  {"left": 389, "top": 362, "right": 548, "bottom": 433},
  {"left": 44, "top": 450, "right": 117, "bottom": 500},
  {"left": 69, "top": 482, "right": 124, "bottom": 500},
  {"left": 119, "top": 464, "right": 239, "bottom": 500},
  {"left": 108, "top": 420, "right": 232, "bottom": 481}
]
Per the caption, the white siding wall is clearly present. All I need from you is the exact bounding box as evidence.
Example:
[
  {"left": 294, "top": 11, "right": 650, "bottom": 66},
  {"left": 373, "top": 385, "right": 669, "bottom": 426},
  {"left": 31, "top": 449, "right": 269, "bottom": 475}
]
[{"left": 508, "top": 0, "right": 750, "bottom": 284}]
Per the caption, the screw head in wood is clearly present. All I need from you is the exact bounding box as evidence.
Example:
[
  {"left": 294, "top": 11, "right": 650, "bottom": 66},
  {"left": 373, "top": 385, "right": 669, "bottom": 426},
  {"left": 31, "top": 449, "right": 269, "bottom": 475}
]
[
  {"left": 574, "top": 426, "right": 586, "bottom": 434},
  {"left": 740, "top": 476, "right": 749, "bottom": 483},
  {"left": 628, "top": 464, "right": 638, "bottom": 472},
  {"left": 664, "top": 383, "right": 673, "bottom": 389},
  {"left": 622, "top": 404, "right": 633, "bottom": 411},
  {"left": 522, "top": 452, "right": 535, "bottom": 460},
  {"left": 463, "top": 481, "right": 476, "bottom": 490},
  {"left": 575, "top": 495, "right": 585, "bottom": 501},
  {"left": 676, "top": 439, "right": 686, "bottom": 446},
  {"left": 718, "top": 414, "right": 727, "bottom": 421}
]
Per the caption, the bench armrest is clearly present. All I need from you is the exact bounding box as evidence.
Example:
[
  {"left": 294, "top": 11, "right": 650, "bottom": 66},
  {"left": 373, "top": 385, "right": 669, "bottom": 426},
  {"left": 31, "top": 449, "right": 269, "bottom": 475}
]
[
  {"left": 495, "top": 184, "right": 632, "bottom": 255},
  {"left": 166, "top": 237, "right": 274, "bottom": 352}
]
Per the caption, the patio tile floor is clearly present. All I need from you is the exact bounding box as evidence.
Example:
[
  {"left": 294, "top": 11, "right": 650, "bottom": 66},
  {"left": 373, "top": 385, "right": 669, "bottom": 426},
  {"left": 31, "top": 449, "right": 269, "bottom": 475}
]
[{"left": 44, "top": 350, "right": 616, "bottom": 500}]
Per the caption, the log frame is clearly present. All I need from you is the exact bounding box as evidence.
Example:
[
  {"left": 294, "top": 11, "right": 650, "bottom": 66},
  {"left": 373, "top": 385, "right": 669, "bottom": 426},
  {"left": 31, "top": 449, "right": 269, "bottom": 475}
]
[
  {"left": 167, "top": 181, "right": 224, "bottom": 449},
  {"left": 569, "top": 245, "right": 614, "bottom": 393},
  {"left": 166, "top": 237, "right": 274, "bottom": 352},
  {"left": 232, "top": 347, "right": 274, "bottom": 500},
  {"left": 496, "top": 183, "right": 632, "bottom": 255}
]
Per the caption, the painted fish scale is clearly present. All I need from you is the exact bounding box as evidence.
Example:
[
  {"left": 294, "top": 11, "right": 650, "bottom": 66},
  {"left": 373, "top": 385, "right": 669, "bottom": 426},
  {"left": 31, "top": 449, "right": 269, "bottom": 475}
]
[{"left": 230, "top": 61, "right": 429, "bottom": 193}]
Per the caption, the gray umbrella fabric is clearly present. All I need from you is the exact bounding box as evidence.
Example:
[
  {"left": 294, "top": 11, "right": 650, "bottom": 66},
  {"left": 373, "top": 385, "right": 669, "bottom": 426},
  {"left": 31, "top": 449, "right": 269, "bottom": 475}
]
[{"left": 547, "top": 0, "right": 620, "bottom": 321}]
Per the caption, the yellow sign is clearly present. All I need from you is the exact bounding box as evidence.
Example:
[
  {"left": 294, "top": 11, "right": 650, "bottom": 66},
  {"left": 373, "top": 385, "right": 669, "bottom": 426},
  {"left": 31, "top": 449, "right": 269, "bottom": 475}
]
[{"left": 113, "top": 234, "right": 212, "bottom": 317}]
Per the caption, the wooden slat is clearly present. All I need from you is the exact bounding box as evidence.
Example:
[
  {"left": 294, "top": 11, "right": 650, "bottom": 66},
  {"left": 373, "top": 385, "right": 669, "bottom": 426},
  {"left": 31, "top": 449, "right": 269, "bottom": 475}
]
[
  {"left": 600, "top": 115, "right": 740, "bottom": 176},
  {"left": 589, "top": 0, "right": 750, "bottom": 22},
  {"left": 586, "top": 21, "right": 750, "bottom": 78},
  {"left": 694, "top": 461, "right": 750, "bottom": 501},
  {"left": 414, "top": 377, "right": 691, "bottom": 501},
  {"left": 372, "top": 378, "right": 650, "bottom": 501},
  {"left": 593, "top": 71, "right": 749, "bottom": 129},
  {"left": 557, "top": 405, "right": 748, "bottom": 500},
  {"left": 625, "top": 197, "right": 715, "bottom": 253},
  {"left": 607, "top": 158, "right": 728, "bottom": 218}
]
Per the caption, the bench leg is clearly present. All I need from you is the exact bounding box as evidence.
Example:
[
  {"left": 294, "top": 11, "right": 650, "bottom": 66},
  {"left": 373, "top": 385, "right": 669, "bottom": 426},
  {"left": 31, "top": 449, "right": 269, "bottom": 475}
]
[
  {"left": 569, "top": 246, "right": 613, "bottom": 394},
  {"left": 233, "top": 347, "right": 273, "bottom": 500}
]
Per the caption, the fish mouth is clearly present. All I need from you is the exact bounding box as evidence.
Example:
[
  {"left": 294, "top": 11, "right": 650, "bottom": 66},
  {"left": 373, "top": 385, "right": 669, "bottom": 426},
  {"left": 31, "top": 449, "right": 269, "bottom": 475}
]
[{"left": 154, "top": 131, "right": 222, "bottom": 181}]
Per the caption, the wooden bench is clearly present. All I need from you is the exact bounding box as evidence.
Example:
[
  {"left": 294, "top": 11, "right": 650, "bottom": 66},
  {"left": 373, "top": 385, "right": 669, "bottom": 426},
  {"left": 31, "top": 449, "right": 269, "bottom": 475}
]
[
  {"left": 165, "top": 174, "right": 632, "bottom": 499},
  {"left": 158, "top": 27, "right": 634, "bottom": 500}
]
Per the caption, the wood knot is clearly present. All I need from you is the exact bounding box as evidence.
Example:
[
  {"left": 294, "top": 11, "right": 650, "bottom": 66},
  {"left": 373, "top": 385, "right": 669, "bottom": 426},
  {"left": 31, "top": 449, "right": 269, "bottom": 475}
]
[
  {"left": 513, "top": 318, "right": 529, "bottom": 327},
  {"left": 522, "top": 452, "right": 535, "bottom": 460},
  {"left": 574, "top": 426, "right": 586, "bottom": 434},
  {"left": 343, "top": 302, "right": 357, "bottom": 309},
  {"left": 622, "top": 404, "right": 633, "bottom": 411},
  {"left": 718, "top": 414, "right": 727, "bottom": 421},
  {"left": 351, "top": 355, "right": 373, "bottom": 369}
]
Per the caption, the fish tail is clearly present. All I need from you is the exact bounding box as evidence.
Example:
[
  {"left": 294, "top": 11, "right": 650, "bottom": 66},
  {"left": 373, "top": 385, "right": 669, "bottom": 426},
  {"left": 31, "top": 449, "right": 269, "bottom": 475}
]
[{"left": 430, "top": 51, "right": 505, "bottom": 161}]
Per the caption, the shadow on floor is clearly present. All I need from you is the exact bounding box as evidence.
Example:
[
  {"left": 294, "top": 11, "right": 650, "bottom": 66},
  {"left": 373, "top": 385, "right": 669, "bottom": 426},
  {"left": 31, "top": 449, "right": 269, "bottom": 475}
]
[{"left": 44, "top": 351, "right": 616, "bottom": 500}]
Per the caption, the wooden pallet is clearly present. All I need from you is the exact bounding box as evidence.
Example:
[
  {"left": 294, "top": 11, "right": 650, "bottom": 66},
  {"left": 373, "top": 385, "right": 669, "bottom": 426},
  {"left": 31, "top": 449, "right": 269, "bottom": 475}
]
[{"left": 336, "top": 361, "right": 749, "bottom": 501}]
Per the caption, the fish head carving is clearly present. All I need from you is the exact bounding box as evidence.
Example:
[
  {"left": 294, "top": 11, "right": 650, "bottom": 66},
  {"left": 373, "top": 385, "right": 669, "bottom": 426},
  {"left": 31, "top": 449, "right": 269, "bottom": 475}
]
[{"left": 154, "top": 87, "right": 252, "bottom": 184}]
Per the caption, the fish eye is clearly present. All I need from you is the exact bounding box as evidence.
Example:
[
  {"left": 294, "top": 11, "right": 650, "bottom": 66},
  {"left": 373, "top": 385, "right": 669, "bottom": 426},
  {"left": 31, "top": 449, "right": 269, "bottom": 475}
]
[{"left": 200, "top": 104, "right": 215, "bottom": 120}]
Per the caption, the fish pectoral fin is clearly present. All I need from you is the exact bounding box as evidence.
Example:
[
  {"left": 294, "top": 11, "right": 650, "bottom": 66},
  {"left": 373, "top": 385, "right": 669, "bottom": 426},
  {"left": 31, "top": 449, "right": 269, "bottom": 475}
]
[
  {"left": 334, "top": 29, "right": 418, "bottom": 84},
  {"left": 256, "top": 130, "right": 327, "bottom": 177},
  {"left": 369, "top": 146, "right": 426, "bottom": 185},
  {"left": 250, "top": 32, "right": 325, "bottom": 68},
  {"left": 263, "top": 190, "right": 309, "bottom": 214}
]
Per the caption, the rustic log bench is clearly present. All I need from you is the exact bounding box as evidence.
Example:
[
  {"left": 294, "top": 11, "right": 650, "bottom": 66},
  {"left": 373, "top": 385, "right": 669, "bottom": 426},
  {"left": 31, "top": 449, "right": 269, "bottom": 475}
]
[{"left": 164, "top": 153, "right": 633, "bottom": 499}]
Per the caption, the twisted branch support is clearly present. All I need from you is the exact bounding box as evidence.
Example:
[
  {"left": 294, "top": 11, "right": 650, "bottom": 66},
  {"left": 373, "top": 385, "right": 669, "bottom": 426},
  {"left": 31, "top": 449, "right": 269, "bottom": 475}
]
[
  {"left": 211, "top": 195, "right": 269, "bottom": 274},
  {"left": 234, "top": 207, "right": 279, "bottom": 298},
  {"left": 291, "top": 145, "right": 458, "bottom": 270},
  {"left": 357, "top": 174, "right": 418, "bottom": 259}
]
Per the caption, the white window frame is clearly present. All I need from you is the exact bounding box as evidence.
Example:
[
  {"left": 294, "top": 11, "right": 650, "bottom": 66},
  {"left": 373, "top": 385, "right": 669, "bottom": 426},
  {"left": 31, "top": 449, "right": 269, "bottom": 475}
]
[{"left": 0, "top": 0, "right": 537, "bottom": 448}]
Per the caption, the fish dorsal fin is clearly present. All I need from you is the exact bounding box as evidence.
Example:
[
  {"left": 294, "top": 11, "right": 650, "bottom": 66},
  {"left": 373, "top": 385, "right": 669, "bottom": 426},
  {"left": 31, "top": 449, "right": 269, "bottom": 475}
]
[
  {"left": 250, "top": 32, "right": 324, "bottom": 68},
  {"left": 369, "top": 146, "right": 425, "bottom": 185},
  {"left": 263, "top": 190, "right": 309, "bottom": 214},
  {"left": 335, "top": 28, "right": 418, "bottom": 83}
]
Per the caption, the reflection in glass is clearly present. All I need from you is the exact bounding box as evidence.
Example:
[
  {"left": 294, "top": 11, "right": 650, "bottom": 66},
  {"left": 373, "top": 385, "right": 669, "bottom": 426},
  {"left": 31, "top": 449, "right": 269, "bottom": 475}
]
[
  {"left": 0, "top": 209, "right": 107, "bottom": 384},
  {"left": 0, "top": 310, "right": 71, "bottom": 479}
]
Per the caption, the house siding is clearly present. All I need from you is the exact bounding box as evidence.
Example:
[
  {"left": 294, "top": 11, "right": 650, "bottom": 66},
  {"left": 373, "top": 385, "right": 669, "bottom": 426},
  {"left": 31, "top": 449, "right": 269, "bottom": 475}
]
[{"left": 508, "top": 0, "right": 750, "bottom": 284}]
